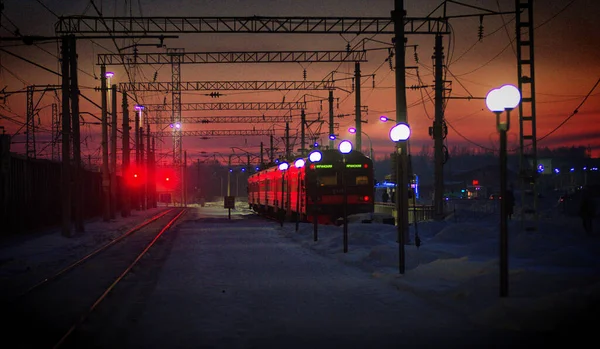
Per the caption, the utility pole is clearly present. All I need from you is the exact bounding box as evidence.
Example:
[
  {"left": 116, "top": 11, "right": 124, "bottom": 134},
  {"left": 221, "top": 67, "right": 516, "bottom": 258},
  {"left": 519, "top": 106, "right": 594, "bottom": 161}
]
[
  {"left": 285, "top": 121, "right": 290, "bottom": 159},
  {"left": 26, "top": 86, "right": 36, "bottom": 159},
  {"left": 393, "top": 0, "right": 409, "bottom": 273},
  {"left": 60, "top": 36, "right": 72, "bottom": 237},
  {"left": 100, "top": 65, "right": 110, "bottom": 221},
  {"left": 110, "top": 84, "right": 117, "bottom": 219},
  {"left": 140, "top": 125, "right": 145, "bottom": 209},
  {"left": 355, "top": 62, "right": 362, "bottom": 153},
  {"left": 269, "top": 135, "right": 274, "bottom": 163},
  {"left": 134, "top": 106, "right": 140, "bottom": 210},
  {"left": 70, "top": 36, "right": 83, "bottom": 232},
  {"left": 260, "top": 142, "right": 264, "bottom": 166},
  {"left": 147, "top": 123, "right": 151, "bottom": 209},
  {"left": 183, "top": 150, "right": 187, "bottom": 207},
  {"left": 300, "top": 109, "right": 306, "bottom": 156},
  {"left": 328, "top": 90, "right": 334, "bottom": 149},
  {"left": 121, "top": 90, "right": 130, "bottom": 217},
  {"left": 433, "top": 34, "right": 446, "bottom": 220}
]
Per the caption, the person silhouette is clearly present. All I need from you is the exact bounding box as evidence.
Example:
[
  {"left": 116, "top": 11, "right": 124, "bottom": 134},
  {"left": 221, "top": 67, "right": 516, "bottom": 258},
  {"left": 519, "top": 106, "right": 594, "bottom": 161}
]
[
  {"left": 382, "top": 190, "right": 389, "bottom": 203},
  {"left": 505, "top": 188, "right": 515, "bottom": 220}
]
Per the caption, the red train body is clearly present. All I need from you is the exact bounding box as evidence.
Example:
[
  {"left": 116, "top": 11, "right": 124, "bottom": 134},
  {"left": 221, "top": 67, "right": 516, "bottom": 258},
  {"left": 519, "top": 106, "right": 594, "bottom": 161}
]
[{"left": 248, "top": 149, "right": 374, "bottom": 224}]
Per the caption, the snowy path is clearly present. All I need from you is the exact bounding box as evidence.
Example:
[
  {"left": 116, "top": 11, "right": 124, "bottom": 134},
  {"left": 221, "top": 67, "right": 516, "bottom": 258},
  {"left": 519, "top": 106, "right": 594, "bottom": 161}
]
[{"left": 124, "top": 208, "right": 489, "bottom": 349}]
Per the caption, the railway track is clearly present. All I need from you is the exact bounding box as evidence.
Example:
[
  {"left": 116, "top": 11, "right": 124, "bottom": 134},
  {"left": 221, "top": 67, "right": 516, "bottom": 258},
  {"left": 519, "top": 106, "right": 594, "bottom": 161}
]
[{"left": 4, "top": 208, "right": 187, "bottom": 349}]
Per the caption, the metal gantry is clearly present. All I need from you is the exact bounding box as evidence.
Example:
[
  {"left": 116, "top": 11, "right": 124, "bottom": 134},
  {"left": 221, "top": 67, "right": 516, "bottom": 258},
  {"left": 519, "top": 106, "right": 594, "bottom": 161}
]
[
  {"left": 56, "top": 16, "right": 448, "bottom": 35},
  {"left": 150, "top": 129, "right": 274, "bottom": 137},
  {"left": 119, "top": 80, "right": 335, "bottom": 92},
  {"left": 145, "top": 115, "right": 292, "bottom": 124},
  {"left": 143, "top": 101, "right": 306, "bottom": 111},
  {"left": 97, "top": 50, "right": 367, "bottom": 65}
]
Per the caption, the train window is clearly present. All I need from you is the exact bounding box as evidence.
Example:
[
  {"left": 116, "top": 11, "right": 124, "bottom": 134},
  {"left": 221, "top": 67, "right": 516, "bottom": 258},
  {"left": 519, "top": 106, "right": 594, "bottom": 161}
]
[
  {"left": 355, "top": 175, "right": 369, "bottom": 185},
  {"left": 318, "top": 174, "right": 338, "bottom": 186}
]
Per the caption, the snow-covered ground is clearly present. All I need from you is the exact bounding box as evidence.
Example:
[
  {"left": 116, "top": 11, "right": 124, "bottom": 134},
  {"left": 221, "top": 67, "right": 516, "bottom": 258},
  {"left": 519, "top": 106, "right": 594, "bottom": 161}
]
[{"left": 1, "top": 200, "right": 599, "bottom": 347}]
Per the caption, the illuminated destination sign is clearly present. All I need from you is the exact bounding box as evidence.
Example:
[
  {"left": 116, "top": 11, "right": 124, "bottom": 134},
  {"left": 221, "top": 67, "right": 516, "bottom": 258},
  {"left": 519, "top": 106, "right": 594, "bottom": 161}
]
[
  {"left": 345, "top": 164, "right": 363, "bottom": 168},
  {"left": 314, "top": 164, "right": 333, "bottom": 169}
]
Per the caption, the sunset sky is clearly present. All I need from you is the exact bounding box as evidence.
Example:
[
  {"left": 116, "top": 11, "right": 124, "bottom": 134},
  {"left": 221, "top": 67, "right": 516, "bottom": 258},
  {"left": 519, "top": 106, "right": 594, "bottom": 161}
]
[{"left": 1, "top": 0, "right": 599, "bottom": 166}]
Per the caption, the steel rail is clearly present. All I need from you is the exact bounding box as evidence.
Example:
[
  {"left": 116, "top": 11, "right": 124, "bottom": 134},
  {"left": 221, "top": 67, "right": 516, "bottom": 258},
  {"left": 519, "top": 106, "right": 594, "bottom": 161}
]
[{"left": 53, "top": 208, "right": 187, "bottom": 349}]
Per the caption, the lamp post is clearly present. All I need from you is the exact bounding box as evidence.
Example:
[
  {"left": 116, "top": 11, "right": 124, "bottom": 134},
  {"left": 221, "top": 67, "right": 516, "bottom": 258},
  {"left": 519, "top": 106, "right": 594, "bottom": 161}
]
[
  {"left": 486, "top": 84, "right": 521, "bottom": 298},
  {"left": 389, "top": 122, "right": 411, "bottom": 274},
  {"left": 308, "top": 150, "right": 322, "bottom": 241},
  {"left": 278, "top": 162, "right": 289, "bottom": 227},
  {"left": 339, "top": 140, "right": 353, "bottom": 253},
  {"left": 348, "top": 127, "right": 373, "bottom": 159},
  {"left": 294, "top": 158, "right": 306, "bottom": 232}
]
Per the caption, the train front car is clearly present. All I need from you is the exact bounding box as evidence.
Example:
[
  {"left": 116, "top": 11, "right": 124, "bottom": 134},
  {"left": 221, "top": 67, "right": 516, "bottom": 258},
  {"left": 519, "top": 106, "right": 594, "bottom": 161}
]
[{"left": 305, "top": 149, "right": 374, "bottom": 224}]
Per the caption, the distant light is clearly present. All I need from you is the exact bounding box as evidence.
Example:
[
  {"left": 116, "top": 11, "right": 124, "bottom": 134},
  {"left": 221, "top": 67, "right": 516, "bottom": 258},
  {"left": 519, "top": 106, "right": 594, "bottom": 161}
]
[
  {"left": 241, "top": 168, "right": 246, "bottom": 172},
  {"left": 255, "top": 166, "right": 260, "bottom": 171},
  {"left": 229, "top": 168, "right": 233, "bottom": 172},
  {"left": 554, "top": 168, "right": 560, "bottom": 174},
  {"left": 379, "top": 116, "right": 389, "bottom": 122},
  {"left": 329, "top": 134, "right": 336, "bottom": 140},
  {"left": 175, "top": 122, "right": 181, "bottom": 129},
  {"left": 294, "top": 158, "right": 305, "bottom": 168},
  {"left": 348, "top": 127, "right": 357, "bottom": 134},
  {"left": 338, "top": 140, "right": 353, "bottom": 154},
  {"left": 134, "top": 105, "right": 144, "bottom": 111},
  {"left": 309, "top": 150, "right": 322, "bottom": 163},
  {"left": 279, "top": 162, "right": 289, "bottom": 171},
  {"left": 592, "top": 167, "right": 599, "bottom": 171},
  {"left": 570, "top": 168, "right": 575, "bottom": 172},
  {"left": 389, "top": 123, "right": 411, "bottom": 142},
  {"left": 169, "top": 123, "right": 174, "bottom": 128},
  {"left": 313, "top": 142, "right": 319, "bottom": 147},
  {"left": 165, "top": 177, "right": 170, "bottom": 181},
  {"left": 583, "top": 167, "right": 587, "bottom": 171},
  {"left": 537, "top": 164, "right": 544, "bottom": 173},
  {"left": 275, "top": 159, "right": 280, "bottom": 163},
  {"left": 105, "top": 71, "right": 115, "bottom": 78}
]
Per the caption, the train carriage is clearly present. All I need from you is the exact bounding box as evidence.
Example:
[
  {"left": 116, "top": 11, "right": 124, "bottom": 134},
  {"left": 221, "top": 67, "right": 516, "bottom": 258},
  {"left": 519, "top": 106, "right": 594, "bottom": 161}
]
[{"left": 248, "top": 149, "right": 374, "bottom": 224}]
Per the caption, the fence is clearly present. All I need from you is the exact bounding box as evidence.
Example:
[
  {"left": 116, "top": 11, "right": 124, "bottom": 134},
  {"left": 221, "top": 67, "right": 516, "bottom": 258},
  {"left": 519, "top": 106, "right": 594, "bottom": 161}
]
[{"left": 0, "top": 152, "right": 119, "bottom": 235}]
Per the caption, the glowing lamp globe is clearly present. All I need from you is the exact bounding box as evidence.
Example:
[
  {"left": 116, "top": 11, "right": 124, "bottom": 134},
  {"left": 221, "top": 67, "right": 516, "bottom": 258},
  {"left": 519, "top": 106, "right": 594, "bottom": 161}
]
[
  {"left": 105, "top": 72, "right": 115, "bottom": 79},
  {"left": 278, "top": 162, "right": 289, "bottom": 171},
  {"left": 338, "top": 140, "right": 353, "bottom": 154},
  {"left": 380, "top": 116, "right": 389, "bottom": 122},
  {"left": 329, "top": 134, "right": 336, "bottom": 140},
  {"left": 485, "top": 89, "right": 505, "bottom": 112},
  {"left": 499, "top": 84, "right": 521, "bottom": 109},
  {"left": 348, "top": 127, "right": 357, "bottom": 134},
  {"left": 389, "top": 123, "right": 411, "bottom": 142},
  {"left": 294, "top": 158, "right": 305, "bottom": 168},
  {"left": 308, "top": 150, "right": 322, "bottom": 163}
]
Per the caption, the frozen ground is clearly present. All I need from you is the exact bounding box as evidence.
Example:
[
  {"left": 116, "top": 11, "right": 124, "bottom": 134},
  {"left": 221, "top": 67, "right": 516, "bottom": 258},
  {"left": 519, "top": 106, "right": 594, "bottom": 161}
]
[{"left": 1, "top": 200, "right": 599, "bottom": 347}]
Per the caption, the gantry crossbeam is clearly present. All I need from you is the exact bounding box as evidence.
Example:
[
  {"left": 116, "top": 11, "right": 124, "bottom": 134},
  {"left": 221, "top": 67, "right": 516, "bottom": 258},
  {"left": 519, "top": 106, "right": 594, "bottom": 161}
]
[
  {"left": 151, "top": 129, "right": 274, "bottom": 137},
  {"left": 146, "top": 115, "right": 292, "bottom": 124},
  {"left": 119, "top": 80, "right": 334, "bottom": 91},
  {"left": 56, "top": 16, "right": 448, "bottom": 35},
  {"left": 143, "top": 101, "right": 306, "bottom": 111},
  {"left": 98, "top": 50, "right": 367, "bottom": 65}
]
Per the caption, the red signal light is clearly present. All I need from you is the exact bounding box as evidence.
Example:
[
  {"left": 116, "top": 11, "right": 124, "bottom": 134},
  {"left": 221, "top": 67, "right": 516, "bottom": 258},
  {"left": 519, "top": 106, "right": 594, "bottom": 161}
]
[
  {"left": 363, "top": 195, "right": 370, "bottom": 202},
  {"left": 364, "top": 164, "right": 368, "bottom": 168}
]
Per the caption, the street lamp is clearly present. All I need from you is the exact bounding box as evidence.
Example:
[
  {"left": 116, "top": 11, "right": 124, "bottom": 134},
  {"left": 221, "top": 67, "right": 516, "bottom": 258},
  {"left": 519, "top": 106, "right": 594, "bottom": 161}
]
[
  {"left": 348, "top": 127, "right": 374, "bottom": 159},
  {"left": 339, "top": 140, "right": 353, "bottom": 253},
  {"left": 278, "top": 161, "right": 289, "bottom": 227},
  {"left": 308, "top": 150, "right": 322, "bottom": 241},
  {"left": 486, "top": 83, "right": 521, "bottom": 298},
  {"left": 294, "top": 158, "right": 305, "bottom": 232},
  {"left": 389, "top": 122, "right": 411, "bottom": 274}
]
